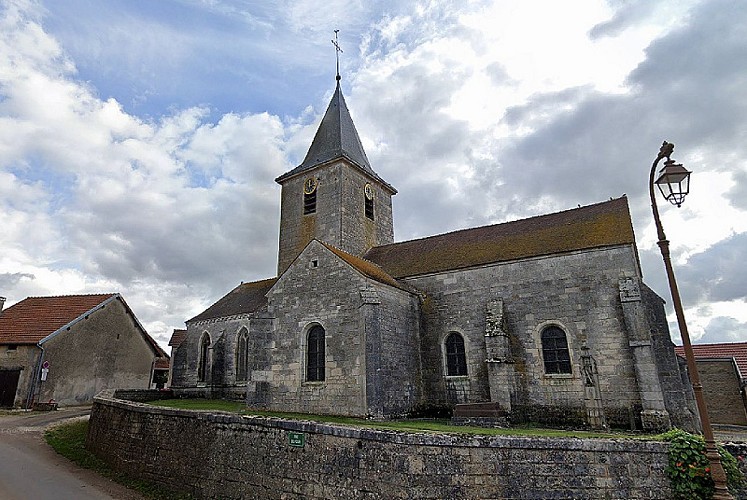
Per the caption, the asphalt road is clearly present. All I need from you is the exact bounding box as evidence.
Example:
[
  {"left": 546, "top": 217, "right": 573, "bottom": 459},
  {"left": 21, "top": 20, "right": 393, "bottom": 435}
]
[{"left": 0, "top": 406, "right": 143, "bottom": 500}]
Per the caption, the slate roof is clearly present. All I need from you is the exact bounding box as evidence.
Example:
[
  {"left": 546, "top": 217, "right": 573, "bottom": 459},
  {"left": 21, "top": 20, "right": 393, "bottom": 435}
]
[
  {"left": 0, "top": 294, "right": 116, "bottom": 344},
  {"left": 674, "top": 342, "right": 747, "bottom": 380},
  {"left": 187, "top": 278, "right": 278, "bottom": 323},
  {"left": 365, "top": 197, "right": 636, "bottom": 278},
  {"left": 320, "top": 242, "right": 409, "bottom": 292},
  {"left": 275, "top": 82, "right": 395, "bottom": 193}
]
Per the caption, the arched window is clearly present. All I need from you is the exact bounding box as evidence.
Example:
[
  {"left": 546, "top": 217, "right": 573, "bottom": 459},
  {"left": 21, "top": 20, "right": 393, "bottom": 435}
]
[
  {"left": 236, "top": 328, "right": 248, "bottom": 382},
  {"left": 198, "top": 333, "right": 211, "bottom": 382},
  {"left": 445, "top": 332, "right": 467, "bottom": 376},
  {"left": 306, "top": 325, "right": 325, "bottom": 382},
  {"left": 541, "top": 326, "right": 572, "bottom": 374}
]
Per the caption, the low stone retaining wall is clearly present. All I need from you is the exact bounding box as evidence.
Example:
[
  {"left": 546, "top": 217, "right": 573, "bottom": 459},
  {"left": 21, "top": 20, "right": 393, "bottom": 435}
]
[{"left": 87, "top": 390, "right": 672, "bottom": 499}]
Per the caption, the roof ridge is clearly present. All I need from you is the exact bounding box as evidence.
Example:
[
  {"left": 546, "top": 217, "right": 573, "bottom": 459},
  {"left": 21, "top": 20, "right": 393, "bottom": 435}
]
[
  {"left": 24, "top": 292, "right": 116, "bottom": 299},
  {"left": 371, "top": 197, "right": 629, "bottom": 251}
]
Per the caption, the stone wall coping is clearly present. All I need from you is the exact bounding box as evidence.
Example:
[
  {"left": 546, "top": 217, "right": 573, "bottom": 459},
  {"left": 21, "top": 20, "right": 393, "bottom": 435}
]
[{"left": 97, "top": 390, "right": 667, "bottom": 453}]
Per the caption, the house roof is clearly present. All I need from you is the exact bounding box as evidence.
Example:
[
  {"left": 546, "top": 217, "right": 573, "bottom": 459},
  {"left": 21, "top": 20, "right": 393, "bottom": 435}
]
[
  {"left": 320, "top": 242, "right": 410, "bottom": 292},
  {"left": 275, "top": 82, "right": 395, "bottom": 193},
  {"left": 154, "top": 357, "right": 171, "bottom": 370},
  {"left": 365, "top": 197, "right": 636, "bottom": 278},
  {"left": 0, "top": 294, "right": 116, "bottom": 344},
  {"left": 168, "top": 329, "right": 187, "bottom": 348},
  {"left": 674, "top": 342, "right": 747, "bottom": 380},
  {"left": 187, "top": 278, "right": 278, "bottom": 324}
]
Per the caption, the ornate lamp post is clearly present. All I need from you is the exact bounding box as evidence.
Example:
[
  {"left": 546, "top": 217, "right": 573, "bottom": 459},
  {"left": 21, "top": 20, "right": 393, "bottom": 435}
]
[{"left": 649, "top": 141, "right": 731, "bottom": 499}]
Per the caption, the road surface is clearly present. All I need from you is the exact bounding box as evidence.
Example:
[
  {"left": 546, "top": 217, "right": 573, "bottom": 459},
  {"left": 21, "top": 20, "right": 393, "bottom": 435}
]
[{"left": 0, "top": 406, "right": 143, "bottom": 500}]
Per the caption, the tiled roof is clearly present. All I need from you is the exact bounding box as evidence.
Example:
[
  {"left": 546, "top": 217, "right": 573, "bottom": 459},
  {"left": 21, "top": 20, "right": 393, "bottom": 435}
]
[
  {"left": 365, "top": 197, "right": 636, "bottom": 278},
  {"left": 168, "top": 329, "right": 187, "bottom": 348},
  {"left": 674, "top": 342, "right": 747, "bottom": 380},
  {"left": 154, "top": 357, "right": 170, "bottom": 370},
  {"left": 320, "top": 242, "right": 409, "bottom": 292},
  {"left": 0, "top": 294, "right": 116, "bottom": 344},
  {"left": 187, "top": 278, "right": 277, "bottom": 323}
]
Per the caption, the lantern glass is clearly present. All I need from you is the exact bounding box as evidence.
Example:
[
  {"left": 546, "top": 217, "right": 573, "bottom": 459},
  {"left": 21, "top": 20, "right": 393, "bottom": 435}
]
[{"left": 655, "top": 160, "right": 691, "bottom": 207}]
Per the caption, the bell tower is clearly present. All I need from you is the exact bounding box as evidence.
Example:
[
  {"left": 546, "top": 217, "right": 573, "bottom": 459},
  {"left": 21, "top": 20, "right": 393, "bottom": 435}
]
[{"left": 275, "top": 81, "right": 396, "bottom": 275}]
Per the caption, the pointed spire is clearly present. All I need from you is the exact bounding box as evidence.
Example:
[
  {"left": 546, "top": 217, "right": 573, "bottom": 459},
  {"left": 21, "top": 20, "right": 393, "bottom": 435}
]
[
  {"left": 275, "top": 82, "right": 393, "bottom": 192},
  {"left": 275, "top": 33, "right": 394, "bottom": 193}
]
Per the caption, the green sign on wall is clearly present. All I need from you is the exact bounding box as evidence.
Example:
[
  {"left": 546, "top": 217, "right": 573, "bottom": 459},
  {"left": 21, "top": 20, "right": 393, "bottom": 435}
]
[{"left": 288, "top": 431, "right": 305, "bottom": 448}]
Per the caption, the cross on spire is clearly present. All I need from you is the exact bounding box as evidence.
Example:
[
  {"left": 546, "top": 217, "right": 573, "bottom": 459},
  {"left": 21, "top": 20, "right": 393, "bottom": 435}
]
[{"left": 331, "top": 30, "right": 343, "bottom": 81}]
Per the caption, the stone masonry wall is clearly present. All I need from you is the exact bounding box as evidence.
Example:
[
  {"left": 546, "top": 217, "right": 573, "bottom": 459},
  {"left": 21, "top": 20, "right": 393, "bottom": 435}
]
[
  {"left": 410, "top": 245, "right": 645, "bottom": 428},
  {"left": 698, "top": 359, "right": 747, "bottom": 425},
  {"left": 277, "top": 160, "right": 394, "bottom": 275},
  {"left": 263, "top": 241, "right": 421, "bottom": 417},
  {"left": 87, "top": 390, "right": 673, "bottom": 499}
]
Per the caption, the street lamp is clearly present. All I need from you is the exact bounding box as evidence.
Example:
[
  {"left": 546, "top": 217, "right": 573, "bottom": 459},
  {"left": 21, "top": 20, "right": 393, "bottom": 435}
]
[{"left": 649, "top": 141, "right": 731, "bottom": 499}]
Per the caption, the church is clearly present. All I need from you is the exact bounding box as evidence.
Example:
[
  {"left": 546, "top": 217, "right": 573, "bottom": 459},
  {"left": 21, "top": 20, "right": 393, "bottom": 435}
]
[{"left": 169, "top": 77, "right": 697, "bottom": 432}]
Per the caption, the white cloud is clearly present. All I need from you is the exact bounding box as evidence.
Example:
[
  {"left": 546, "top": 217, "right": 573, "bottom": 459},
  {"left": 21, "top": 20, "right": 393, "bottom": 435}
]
[{"left": 1, "top": 0, "right": 745, "bottom": 349}]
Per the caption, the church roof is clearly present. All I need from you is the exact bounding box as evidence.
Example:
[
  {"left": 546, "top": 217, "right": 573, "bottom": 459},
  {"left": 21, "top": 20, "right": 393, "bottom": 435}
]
[
  {"left": 187, "top": 278, "right": 277, "bottom": 323},
  {"left": 0, "top": 294, "right": 116, "bottom": 344},
  {"left": 275, "top": 83, "right": 395, "bottom": 193},
  {"left": 365, "top": 197, "right": 636, "bottom": 279},
  {"left": 320, "top": 242, "right": 410, "bottom": 292}
]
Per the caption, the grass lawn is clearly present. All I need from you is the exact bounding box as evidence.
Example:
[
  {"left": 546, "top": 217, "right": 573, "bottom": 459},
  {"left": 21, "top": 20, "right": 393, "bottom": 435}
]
[
  {"left": 44, "top": 420, "right": 192, "bottom": 499},
  {"left": 146, "top": 398, "right": 657, "bottom": 440}
]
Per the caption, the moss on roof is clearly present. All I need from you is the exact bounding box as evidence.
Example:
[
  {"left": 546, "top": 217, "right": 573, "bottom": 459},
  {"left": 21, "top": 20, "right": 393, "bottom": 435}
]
[
  {"left": 320, "top": 242, "right": 408, "bottom": 291},
  {"left": 188, "top": 278, "right": 277, "bottom": 323},
  {"left": 365, "top": 197, "right": 636, "bottom": 278}
]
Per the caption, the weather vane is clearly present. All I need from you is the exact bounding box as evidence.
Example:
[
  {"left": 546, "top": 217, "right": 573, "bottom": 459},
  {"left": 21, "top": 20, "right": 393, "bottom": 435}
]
[{"left": 331, "top": 29, "right": 343, "bottom": 81}]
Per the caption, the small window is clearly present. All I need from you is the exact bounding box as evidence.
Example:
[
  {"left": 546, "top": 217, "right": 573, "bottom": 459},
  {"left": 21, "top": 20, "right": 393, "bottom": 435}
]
[
  {"left": 445, "top": 332, "right": 467, "bottom": 376},
  {"left": 307, "top": 325, "right": 325, "bottom": 382},
  {"left": 364, "top": 183, "right": 374, "bottom": 220},
  {"left": 236, "top": 328, "right": 248, "bottom": 382},
  {"left": 364, "top": 196, "right": 374, "bottom": 220},
  {"left": 303, "top": 177, "right": 317, "bottom": 215},
  {"left": 6, "top": 345, "right": 17, "bottom": 351},
  {"left": 304, "top": 190, "right": 317, "bottom": 214},
  {"left": 198, "top": 333, "right": 211, "bottom": 382},
  {"left": 541, "top": 326, "right": 572, "bottom": 374}
]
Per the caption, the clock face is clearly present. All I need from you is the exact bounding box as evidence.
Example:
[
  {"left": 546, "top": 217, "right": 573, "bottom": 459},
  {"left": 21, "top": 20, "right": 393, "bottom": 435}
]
[
  {"left": 364, "top": 183, "right": 373, "bottom": 200},
  {"left": 303, "top": 178, "right": 317, "bottom": 195}
]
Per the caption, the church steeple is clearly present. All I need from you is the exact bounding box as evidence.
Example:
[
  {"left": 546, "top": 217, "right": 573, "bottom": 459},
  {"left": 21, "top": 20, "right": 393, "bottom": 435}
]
[
  {"left": 275, "top": 77, "right": 396, "bottom": 275},
  {"left": 274, "top": 82, "right": 393, "bottom": 192}
]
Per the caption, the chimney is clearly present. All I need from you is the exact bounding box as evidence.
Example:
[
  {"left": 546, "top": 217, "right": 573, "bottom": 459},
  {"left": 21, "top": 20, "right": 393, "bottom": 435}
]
[{"left": 0, "top": 297, "right": 5, "bottom": 314}]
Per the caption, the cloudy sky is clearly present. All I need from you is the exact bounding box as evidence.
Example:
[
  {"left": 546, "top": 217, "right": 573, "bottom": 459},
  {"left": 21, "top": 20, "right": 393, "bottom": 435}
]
[{"left": 1, "top": 0, "right": 745, "bottom": 349}]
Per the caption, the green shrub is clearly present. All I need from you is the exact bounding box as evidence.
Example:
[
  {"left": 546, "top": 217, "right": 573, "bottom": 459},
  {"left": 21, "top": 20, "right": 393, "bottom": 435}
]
[{"left": 661, "top": 428, "right": 743, "bottom": 499}]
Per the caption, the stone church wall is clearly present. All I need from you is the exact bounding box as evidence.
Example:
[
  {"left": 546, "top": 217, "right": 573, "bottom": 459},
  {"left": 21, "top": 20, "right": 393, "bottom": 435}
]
[
  {"left": 172, "top": 315, "right": 251, "bottom": 399},
  {"left": 360, "top": 282, "right": 421, "bottom": 417},
  {"left": 87, "top": 390, "right": 674, "bottom": 499},
  {"left": 640, "top": 284, "right": 699, "bottom": 430},
  {"left": 409, "top": 245, "right": 645, "bottom": 428},
  {"left": 276, "top": 161, "right": 394, "bottom": 275},
  {"left": 261, "top": 241, "right": 419, "bottom": 417}
]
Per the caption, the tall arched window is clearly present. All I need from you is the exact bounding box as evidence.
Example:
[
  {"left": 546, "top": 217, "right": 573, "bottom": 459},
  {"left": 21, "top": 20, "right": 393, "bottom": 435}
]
[
  {"left": 541, "top": 326, "right": 571, "bottom": 374},
  {"left": 236, "top": 327, "right": 248, "bottom": 382},
  {"left": 306, "top": 325, "right": 325, "bottom": 382},
  {"left": 198, "top": 333, "right": 211, "bottom": 382},
  {"left": 445, "top": 332, "right": 467, "bottom": 376}
]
